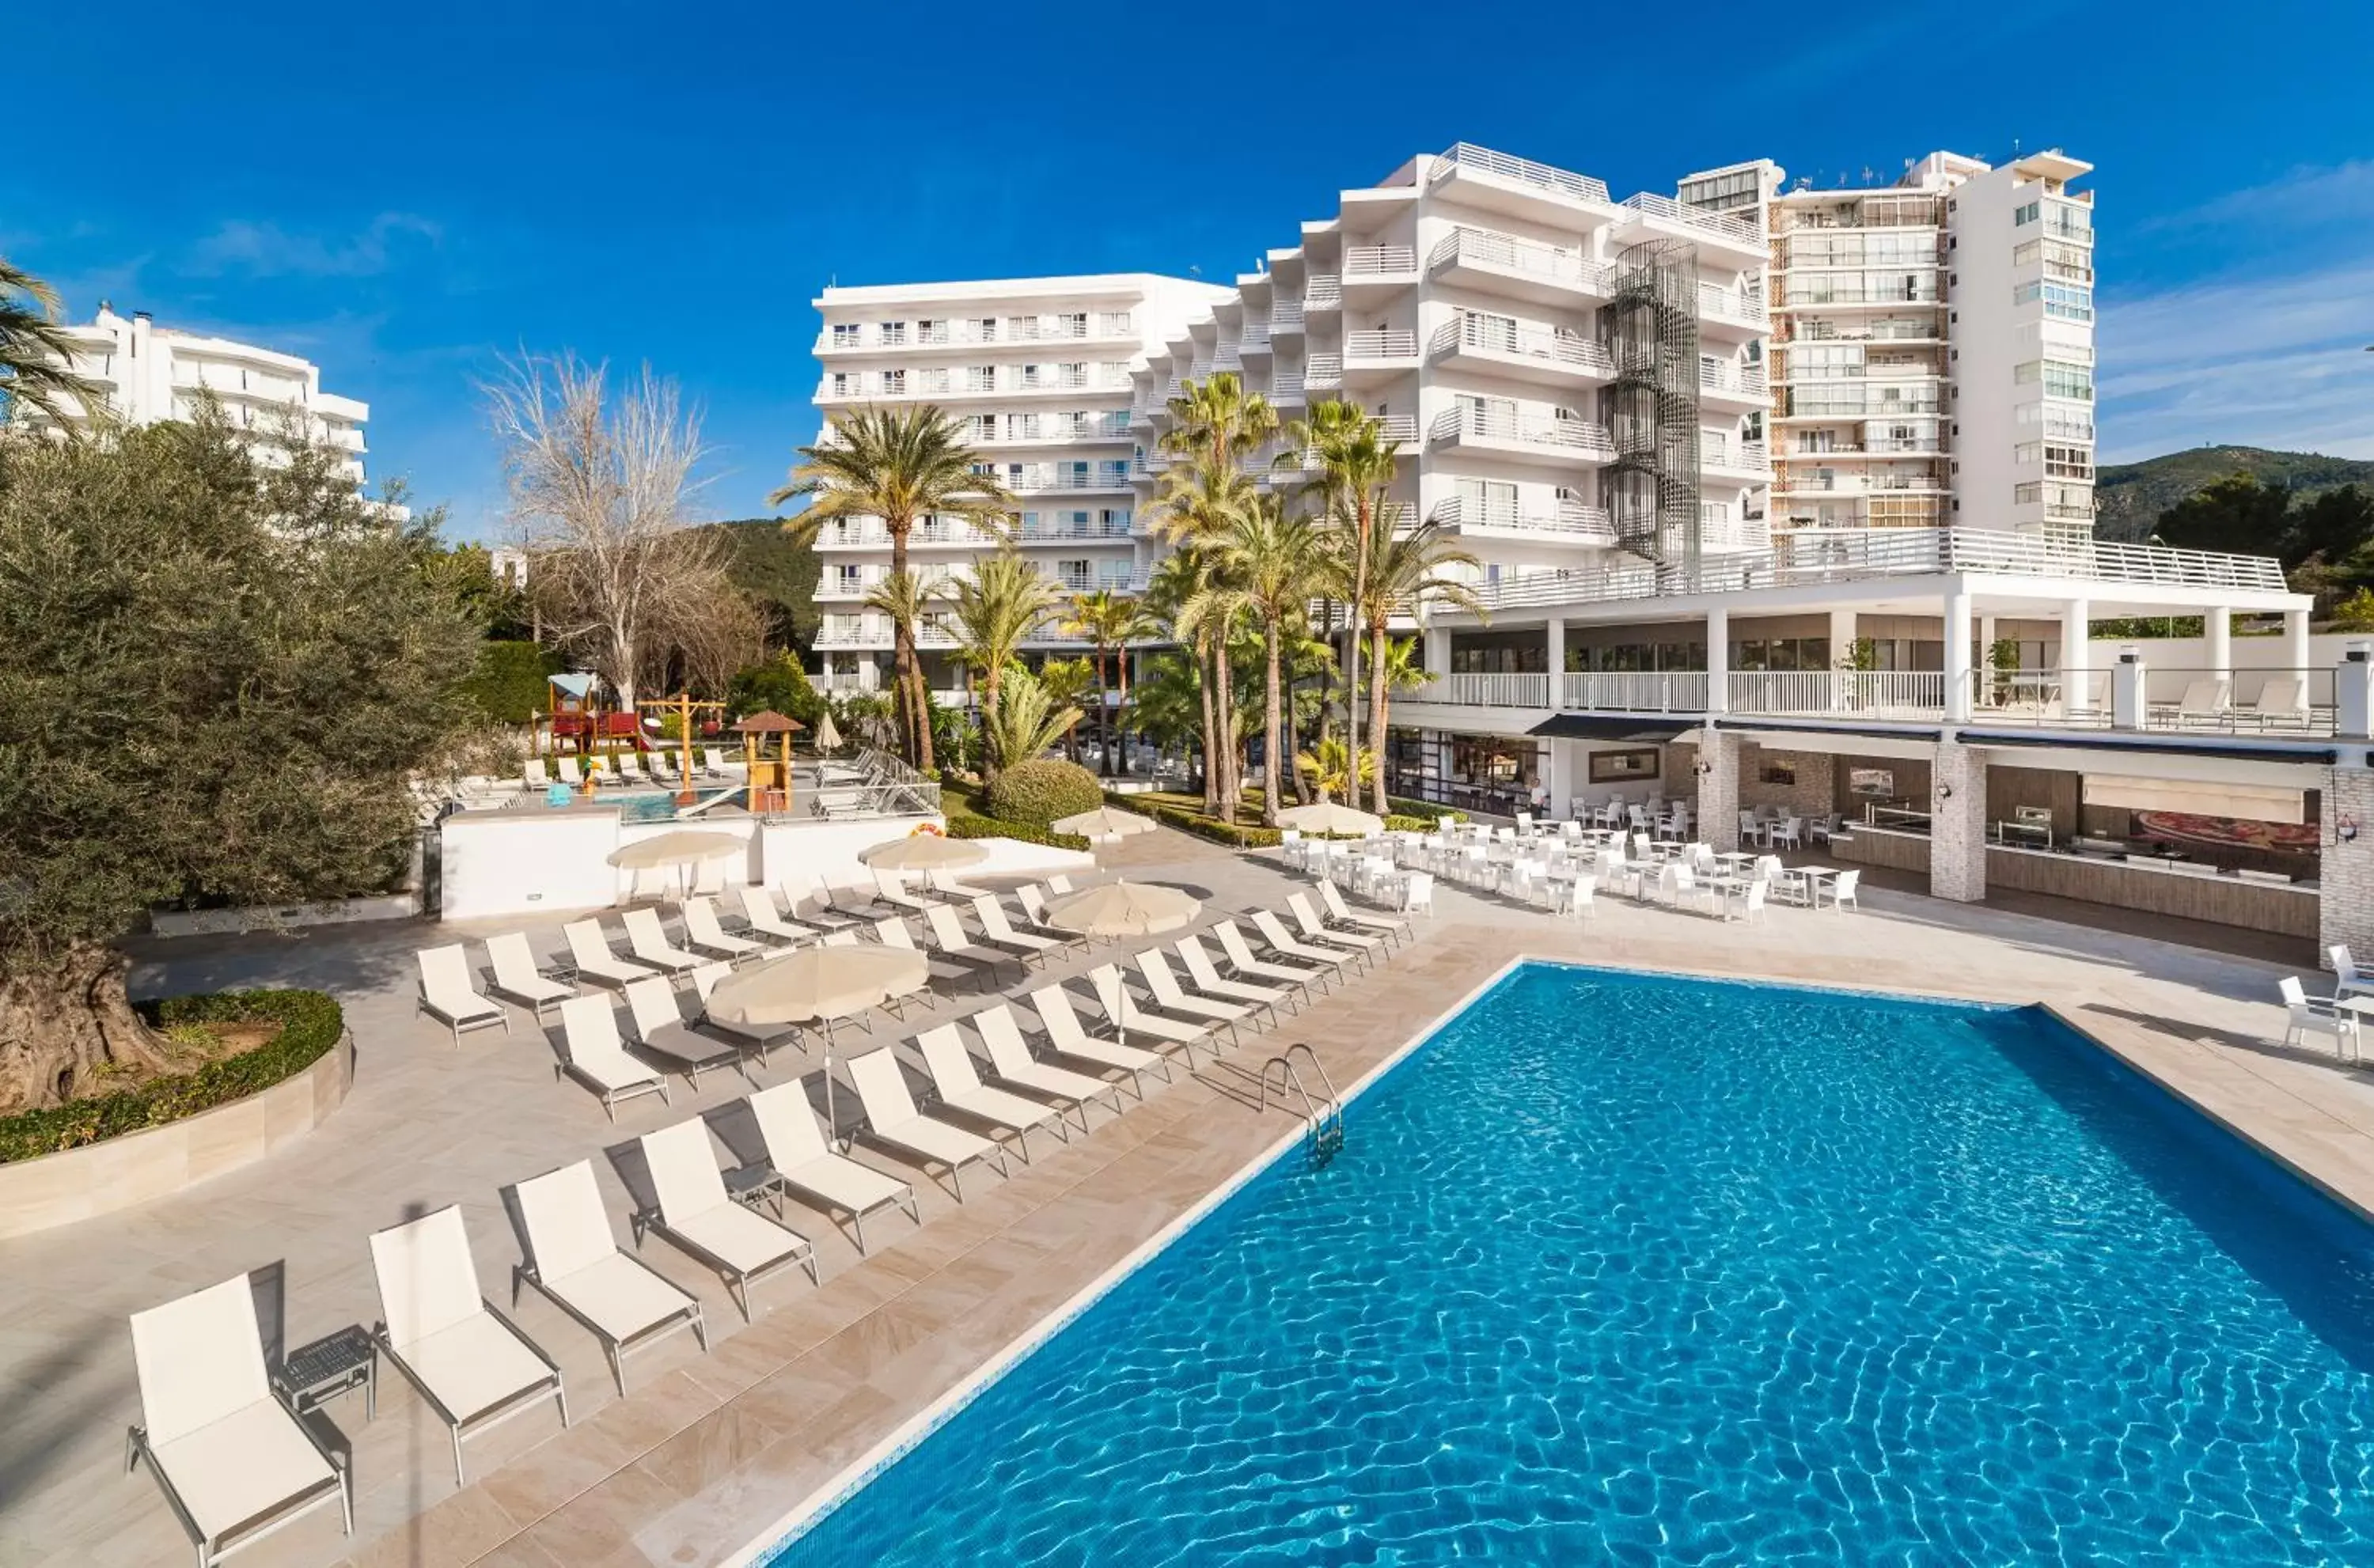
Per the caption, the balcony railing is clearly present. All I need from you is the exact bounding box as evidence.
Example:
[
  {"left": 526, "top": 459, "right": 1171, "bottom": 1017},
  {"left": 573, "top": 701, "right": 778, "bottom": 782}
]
[
  {"left": 1241, "top": 325, "right": 1271, "bottom": 350},
  {"left": 1344, "top": 328, "right": 1418, "bottom": 361},
  {"left": 1432, "top": 316, "right": 1614, "bottom": 376},
  {"left": 1729, "top": 670, "right": 1945, "bottom": 719},
  {"left": 1405, "top": 672, "right": 1553, "bottom": 709},
  {"left": 1430, "top": 406, "right": 1615, "bottom": 457},
  {"left": 1010, "top": 468, "right": 1133, "bottom": 493},
  {"left": 1304, "top": 353, "right": 1343, "bottom": 388},
  {"left": 1697, "top": 285, "right": 1769, "bottom": 326},
  {"left": 1699, "top": 362, "right": 1769, "bottom": 398},
  {"left": 1271, "top": 302, "right": 1304, "bottom": 331},
  {"left": 1432, "top": 496, "right": 1616, "bottom": 543},
  {"left": 1561, "top": 671, "right": 1708, "bottom": 713},
  {"left": 1432, "top": 142, "right": 1613, "bottom": 206},
  {"left": 1344, "top": 244, "right": 1417, "bottom": 277},
  {"left": 1304, "top": 276, "right": 1342, "bottom": 309},
  {"left": 1016, "top": 520, "right": 1133, "bottom": 541},
  {"left": 1428, "top": 227, "right": 1613, "bottom": 294},
  {"left": 1700, "top": 439, "right": 1770, "bottom": 473},
  {"left": 1621, "top": 191, "right": 1761, "bottom": 244}
]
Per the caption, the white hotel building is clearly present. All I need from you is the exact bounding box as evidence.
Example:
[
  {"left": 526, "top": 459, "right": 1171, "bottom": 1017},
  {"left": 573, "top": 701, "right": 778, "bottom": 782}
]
[
  {"left": 10, "top": 304, "right": 381, "bottom": 490},
  {"left": 812, "top": 144, "right": 2374, "bottom": 963}
]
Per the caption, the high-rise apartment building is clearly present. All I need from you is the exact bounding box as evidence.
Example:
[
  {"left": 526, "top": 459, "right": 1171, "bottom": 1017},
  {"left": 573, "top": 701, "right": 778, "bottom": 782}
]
[
  {"left": 808, "top": 275, "right": 1232, "bottom": 691},
  {"left": 1750, "top": 150, "right": 2095, "bottom": 536},
  {"left": 10, "top": 304, "right": 381, "bottom": 491}
]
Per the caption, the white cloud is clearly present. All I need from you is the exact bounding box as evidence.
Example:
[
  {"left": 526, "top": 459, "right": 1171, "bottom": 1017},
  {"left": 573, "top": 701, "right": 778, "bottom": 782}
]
[
  {"left": 190, "top": 212, "right": 441, "bottom": 278},
  {"left": 2135, "top": 159, "right": 2374, "bottom": 237}
]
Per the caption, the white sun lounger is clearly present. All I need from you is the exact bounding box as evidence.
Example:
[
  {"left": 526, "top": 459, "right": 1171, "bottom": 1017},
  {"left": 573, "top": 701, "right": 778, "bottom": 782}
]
[
  {"left": 639, "top": 1118, "right": 816, "bottom": 1321},
  {"left": 556, "top": 994, "right": 671, "bottom": 1120},
  {"left": 782, "top": 872, "right": 862, "bottom": 930},
  {"left": 915, "top": 1025, "right": 1068, "bottom": 1157},
  {"left": 563, "top": 919, "right": 658, "bottom": 992},
  {"left": 621, "top": 909, "right": 703, "bottom": 978},
  {"left": 923, "top": 903, "right": 1025, "bottom": 985},
  {"left": 370, "top": 1206, "right": 567, "bottom": 1485},
  {"left": 871, "top": 868, "right": 935, "bottom": 916},
  {"left": 1287, "top": 893, "right": 1384, "bottom": 967},
  {"left": 524, "top": 758, "right": 551, "bottom": 790},
  {"left": 688, "top": 961, "right": 802, "bottom": 1062},
  {"left": 1175, "top": 934, "right": 1295, "bottom": 1021},
  {"left": 927, "top": 865, "right": 995, "bottom": 902},
  {"left": 1214, "top": 918, "right": 1334, "bottom": 996},
  {"left": 738, "top": 884, "right": 821, "bottom": 945},
  {"left": 556, "top": 755, "right": 584, "bottom": 787},
  {"left": 867, "top": 915, "right": 956, "bottom": 1006},
  {"left": 127, "top": 1274, "right": 351, "bottom": 1566},
  {"left": 1023, "top": 987, "right": 1173, "bottom": 1096},
  {"left": 970, "top": 894, "right": 1060, "bottom": 966},
  {"left": 681, "top": 896, "right": 768, "bottom": 964},
  {"left": 1087, "top": 964, "right": 1219, "bottom": 1060},
  {"left": 1132, "top": 948, "right": 1251, "bottom": 1043},
  {"left": 746, "top": 1080, "right": 919, "bottom": 1254},
  {"left": 1252, "top": 909, "right": 1364, "bottom": 977},
  {"left": 845, "top": 1045, "right": 1009, "bottom": 1202},
  {"left": 485, "top": 932, "right": 578, "bottom": 1021},
  {"left": 971, "top": 1005, "right": 1123, "bottom": 1130},
  {"left": 1013, "top": 884, "right": 1082, "bottom": 947},
  {"left": 622, "top": 979, "right": 752, "bottom": 1089},
  {"left": 512, "top": 1160, "right": 705, "bottom": 1396},
  {"left": 416, "top": 945, "right": 510, "bottom": 1047},
  {"left": 1318, "top": 879, "right": 1411, "bottom": 946}
]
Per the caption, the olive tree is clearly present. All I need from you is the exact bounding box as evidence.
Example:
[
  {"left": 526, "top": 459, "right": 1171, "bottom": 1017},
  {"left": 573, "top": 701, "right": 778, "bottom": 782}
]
[{"left": 0, "top": 409, "right": 479, "bottom": 1112}]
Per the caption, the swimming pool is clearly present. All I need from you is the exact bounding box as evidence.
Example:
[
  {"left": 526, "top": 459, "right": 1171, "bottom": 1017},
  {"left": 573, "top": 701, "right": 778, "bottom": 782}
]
[{"left": 763, "top": 963, "right": 2374, "bottom": 1565}]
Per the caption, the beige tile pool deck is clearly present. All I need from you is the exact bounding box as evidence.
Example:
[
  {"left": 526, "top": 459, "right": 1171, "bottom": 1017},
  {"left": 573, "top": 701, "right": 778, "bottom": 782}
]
[{"left": 8, "top": 826, "right": 2374, "bottom": 1566}]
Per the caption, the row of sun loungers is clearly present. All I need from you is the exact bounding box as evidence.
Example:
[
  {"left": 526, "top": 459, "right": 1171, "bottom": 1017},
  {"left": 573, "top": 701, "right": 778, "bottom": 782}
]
[{"left": 523, "top": 748, "right": 743, "bottom": 790}]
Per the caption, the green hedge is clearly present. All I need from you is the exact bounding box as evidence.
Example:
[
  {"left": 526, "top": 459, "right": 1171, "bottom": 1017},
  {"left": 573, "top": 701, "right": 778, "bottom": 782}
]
[
  {"left": 946, "top": 812, "right": 1092, "bottom": 853},
  {"left": 984, "top": 758, "right": 1104, "bottom": 826},
  {"left": 0, "top": 990, "right": 344, "bottom": 1166},
  {"left": 458, "top": 640, "right": 562, "bottom": 725},
  {"left": 1116, "top": 794, "right": 1283, "bottom": 850},
  {"left": 1386, "top": 797, "right": 1467, "bottom": 824}
]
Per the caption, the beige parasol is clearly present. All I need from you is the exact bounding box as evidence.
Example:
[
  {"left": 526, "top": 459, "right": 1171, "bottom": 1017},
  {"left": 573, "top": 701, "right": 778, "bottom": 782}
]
[
  {"left": 859, "top": 834, "right": 991, "bottom": 873},
  {"left": 1052, "top": 805, "right": 1156, "bottom": 843},
  {"left": 704, "top": 944, "right": 930, "bottom": 1028},
  {"left": 1278, "top": 801, "right": 1384, "bottom": 836},
  {"left": 813, "top": 710, "right": 843, "bottom": 754},
  {"left": 1041, "top": 879, "right": 1200, "bottom": 938},
  {"left": 605, "top": 828, "right": 747, "bottom": 900}
]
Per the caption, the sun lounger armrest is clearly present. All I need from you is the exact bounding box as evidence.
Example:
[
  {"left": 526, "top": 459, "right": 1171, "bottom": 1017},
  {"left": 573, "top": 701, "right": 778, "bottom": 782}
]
[{"left": 484, "top": 1297, "right": 567, "bottom": 1381}]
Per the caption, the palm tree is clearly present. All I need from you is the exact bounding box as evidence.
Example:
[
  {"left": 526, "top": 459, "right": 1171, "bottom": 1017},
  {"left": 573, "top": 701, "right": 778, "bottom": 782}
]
[
  {"left": 1359, "top": 521, "right": 1485, "bottom": 814},
  {"left": 1219, "top": 494, "right": 1326, "bottom": 827},
  {"left": 774, "top": 405, "right": 1012, "bottom": 771},
  {"left": 1147, "top": 458, "right": 1259, "bottom": 820},
  {"left": 1037, "top": 656, "right": 1096, "bottom": 763},
  {"left": 980, "top": 665, "right": 1083, "bottom": 769},
  {"left": 946, "top": 549, "right": 1060, "bottom": 776},
  {"left": 1129, "top": 652, "right": 1204, "bottom": 767},
  {"left": 1286, "top": 401, "right": 1400, "bottom": 797},
  {"left": 1293, "top": 737, "right": 1372, "bottom": 804},
  {"left": 1143, "top": 548, "right": 1215, "bottom": 801},
  {"left": 1159, "top": 370, "right": 1278, "bottom": 472},
  {"left": 1064, "top": 587, "right": 1137, "bottom": 777},
  {"left": 0, "top": 258, "right": 104, "bottom": 430},
  {"left": 860, "top": 570, "right": 943, "bottom": 770}
]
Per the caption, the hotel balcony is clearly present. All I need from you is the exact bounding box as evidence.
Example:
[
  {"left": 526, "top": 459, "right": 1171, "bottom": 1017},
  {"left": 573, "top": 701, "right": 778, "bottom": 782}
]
[
  {"left": 1428, "top": 316, "right": 1614, "bottom": 388},
  {"left": 1304, "top": 353, "right": 1343, "bottom": 392},
  {"left": 813, "top": 519, "right": 995, "bottom": 551},
  {"left": 1270, "top": 301, "right": 1305, "bottom": 336},
  {"left": 1429, "top": 406, "right": 1615, "bottom": 466},
  {"left": 1424, "top": 143, "right": 1616, "bottom": 225},
  {"left": 1343, "top": 244, "right": 1420, "bottom": 299},
  {"left": 1015, "top": 517, "right": 1135, "bottom": 543},
  {"left": 1304, "top": 275, "right": 1342, "bottom": 311},
  {"left": 1008, "top": 467, "right": 1136, "bottom": 494},
  {"left": 1697, "top": 362, "right": 1769, "bottom": 412},
  {"left": 1344, "top": 328, "right": 1420, "bottom": 378},
  {"left": 1240, "top": 324, "right": 1272, "bottom": 355},
  {"left": 1431, "top": 494, "right": 1617, "bottom": 545},
  {"left": 1700, "top": 440, "right": 1772, "bottom": 481},
  {"left": 1427, "top": 226, "right": 1615, "bottom": 309},
  {"left": 1773, "top": 470, "right": 1945, "bottom": 498},
  {"left": 1697, "top": 285, "right": 1769, "bottom": 339}
]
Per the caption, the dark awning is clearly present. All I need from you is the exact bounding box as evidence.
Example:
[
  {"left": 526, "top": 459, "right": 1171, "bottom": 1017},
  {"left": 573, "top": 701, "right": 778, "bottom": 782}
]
[{"left": 1526, "top": 714, "right": 1698, "bottom": 743}]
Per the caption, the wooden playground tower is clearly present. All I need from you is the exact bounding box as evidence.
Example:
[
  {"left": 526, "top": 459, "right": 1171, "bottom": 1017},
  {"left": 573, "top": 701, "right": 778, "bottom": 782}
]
[{"left": 636, "top": 692, "right": 727, "bottom": 805}]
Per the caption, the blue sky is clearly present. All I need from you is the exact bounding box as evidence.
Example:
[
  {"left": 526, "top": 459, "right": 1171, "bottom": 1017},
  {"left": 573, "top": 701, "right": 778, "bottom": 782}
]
[{"left": 6, "top": 0, "right": 2371, "bottom": 538}]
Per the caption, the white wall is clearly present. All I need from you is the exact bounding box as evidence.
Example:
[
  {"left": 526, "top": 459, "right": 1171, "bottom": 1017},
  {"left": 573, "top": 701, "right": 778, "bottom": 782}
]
[{"left": 442, "top": 807, "right": 622, "bottom": 922}]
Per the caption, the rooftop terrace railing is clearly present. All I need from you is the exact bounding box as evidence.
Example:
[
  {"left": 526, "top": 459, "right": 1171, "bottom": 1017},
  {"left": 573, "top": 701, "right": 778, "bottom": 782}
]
[{"left": 1432, "top": 143, "right": 1613, "bottom": 206}]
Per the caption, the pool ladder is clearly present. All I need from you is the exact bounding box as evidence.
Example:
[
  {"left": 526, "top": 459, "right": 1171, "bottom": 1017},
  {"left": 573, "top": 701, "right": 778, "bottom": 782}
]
[{"left": 1257, "top": 1043, "right": 1344, "bottom": 1165}]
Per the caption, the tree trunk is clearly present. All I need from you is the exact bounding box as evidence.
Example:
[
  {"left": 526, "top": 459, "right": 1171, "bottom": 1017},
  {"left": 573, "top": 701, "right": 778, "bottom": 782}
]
[
  {"left": 1261, "top": 624, "right": 1283, "bottom": 828},
  {"left": 1116, "top": 646, "right": 1132, "bottom": 777},
  {"left": 1348, "top": 509, "right": 1371, "bottom": 800},
  {"left": 1369, "top": 623, "right": 1391, "bottom": 816},
  {"left": 1095, "top": 647, "right": 1113, "bottom": 777},
  {"left": 1212, "top": 633, "right": 1239, "bottom": 822},
  {"left": 1196, "top": 638, "right": 1217, "bottom": 815},
  {"left": 0, "top": 943, "right": 175, "bottom": 1113}
]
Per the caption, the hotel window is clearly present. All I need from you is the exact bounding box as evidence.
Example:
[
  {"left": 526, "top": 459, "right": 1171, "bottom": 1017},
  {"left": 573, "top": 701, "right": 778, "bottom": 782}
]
[
  {"left": 1007, "top": 316, "right": 1036, "bottom": 340},
  {"left": 2016, "top": 482, "right": 2043, "bottom": 506},
  {"left": 918, "top": 318, "right": 946, "bottom": 344},
  {"left": 830, "top": 323, "right": 861, "bottom": 348},
  {"left": 2042, "top": 362, "right": 2094, "bottom": 401},
  {"left": 2014, "top": 200, "right": 2041, "bottom": 226},
  {"left": 878, "top": 321, "right": 906, "bottom": 347},
  {"left": 2045, "top": 445, "right": 2093, "bottom": 479},
  {"left": 967, "top": 365, "right": 996, "bottom": 392},
  {"left": 1058, "top": 362, "right": 1087, "bottom": 388},
  {"left": 1063, "top": 411, "right": 1091, "bottom": 437},
  {"left": 1100, "top": 507, "right": 1127, "bottom": 532},
  {"left": 969, "top": 414, "right": 997, "bottom": 441},
  {"left": 834, "top": 564, "right": 863, "bottom": 592},
  {"left": 1018, "top": 364, "right": 1042, "bottom": 389},
  {"left": 829, "top": 372, "right": 851, "bottom": 396},
  {"left": 878, "top": 369, "right": 904, "bottom": 395},
  {"left": 1056, "top": 312, "right": 1087, "bottom": 338},
  {"left": 2042, "top": 284, "right": 2092, "bottom": 322},
  {"left": 916, "top": 368, "right": 950, "bottom": 393},
  {"left": 2015, "top": 441, "right": 2042, "bottom": 466},
  {"left": 1098, "top": 310, "right": 1133, "bottom": 335},
  {"left": 1010, "top": 413, "right": 1041, "bottom": 440}
]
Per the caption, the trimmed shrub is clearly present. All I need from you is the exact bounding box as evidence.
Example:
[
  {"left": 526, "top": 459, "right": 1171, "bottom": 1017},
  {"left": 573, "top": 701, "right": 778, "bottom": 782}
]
[
  {"left": 0, "top": 990, "right": 344, "bottom": 1165},
  {"left": 946, "top": 812, "right": 1091, "bottom": 853},
  {"left": 1382, "top": 814, "right": 1433, "bottom": 834},
  {"left": 984, "top": 758, "right": 1103, "bottom": 827},
  {"left": 1387, "top": 797, "right": 1467, "bottom": 824},
  {"left": 1113, "top": 794, "right": 1283, "bottom": 850},
  {"left": 458, "top": 640, "right": 563, "bottom": 725}
]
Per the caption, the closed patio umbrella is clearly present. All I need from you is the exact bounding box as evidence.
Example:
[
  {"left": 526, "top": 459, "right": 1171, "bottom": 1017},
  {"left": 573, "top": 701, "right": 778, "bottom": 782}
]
[
  {"left": 859, "top": 835, "right": 991, "bottom": 873},
  {"left": 813, "top": 711, "right": 843, "bottom": 754},
  {"left": 1052, "top": 805, "right": 1156, "bottom": 843},
  {"left": 1278, "top": 801, "right": 1384, "bottom": 837},
  {"left": 706, "top": 945, "right": 933, "bottom": 1146}
]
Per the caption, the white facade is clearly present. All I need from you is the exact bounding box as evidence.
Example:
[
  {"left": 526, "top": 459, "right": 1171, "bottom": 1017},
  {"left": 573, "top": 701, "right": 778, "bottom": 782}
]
[
  {"left": 1131, "top": 144, "right": 1775, "bottom": 593},
  {"left": 1757, "top": 150, "right": 2095, "bottom": 536},
  {"left": 808, "top": 274, "right": 1232, "bottom": 690},
  {"left": 11, "top": 305, "right": 381, "bottom": 490}
]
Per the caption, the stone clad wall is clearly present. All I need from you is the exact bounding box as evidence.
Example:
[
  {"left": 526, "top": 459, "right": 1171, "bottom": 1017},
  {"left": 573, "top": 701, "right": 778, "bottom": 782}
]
[
  {"left": 2320, "top": 766, "right": 2374, "bottom": 968},
  {"left": 1930, "top": 742, "right": 1989, "bottom": 902}
]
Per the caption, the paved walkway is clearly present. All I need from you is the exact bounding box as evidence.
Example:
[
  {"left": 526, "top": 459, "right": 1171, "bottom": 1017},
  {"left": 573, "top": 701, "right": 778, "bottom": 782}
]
[{"left": 4, "top": 828, "right": 2372, "bottom": 1567}]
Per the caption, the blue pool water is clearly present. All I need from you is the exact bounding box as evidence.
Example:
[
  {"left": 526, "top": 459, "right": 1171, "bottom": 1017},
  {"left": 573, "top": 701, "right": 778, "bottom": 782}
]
[{"left": 766, "top": 964, "right": 2374, "bottom": 1565}]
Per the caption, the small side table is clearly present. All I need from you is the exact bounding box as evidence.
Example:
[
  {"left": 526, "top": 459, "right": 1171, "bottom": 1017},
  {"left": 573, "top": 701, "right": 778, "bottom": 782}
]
[{"left": 275, "top": 1324, "right": 377, "bottom": 1421}]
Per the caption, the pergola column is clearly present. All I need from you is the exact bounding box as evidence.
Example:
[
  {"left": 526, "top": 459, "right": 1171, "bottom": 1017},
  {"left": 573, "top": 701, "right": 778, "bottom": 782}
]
[
  {"left": 1705, "top": 608, "right": 1729, "bottom": 716},
  {"left": 2062, "top": 597, "right": 2092, "bottom": 712},
  {"left": 1544, "top": 619, "right": 1566, "bottom": 710},
  {"left": 1943, "top": 585, "right": 1974, "bottom": 723},
  {"left": 2205, "top": 604, "right": 2234, "bottom": 694}
]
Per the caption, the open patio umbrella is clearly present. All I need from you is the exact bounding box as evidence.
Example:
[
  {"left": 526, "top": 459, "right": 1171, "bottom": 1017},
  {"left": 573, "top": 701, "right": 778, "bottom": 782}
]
[
  {"left": 705, "top": 945, "right": 932, "bottom": 1149},
  {"left": 1278, "top": 801, "right": 1384, "bottom": 837},
  {"left": 859, "top": 834, "right": 990, "bottom": 873},
  {"left": 1042, "top": 880, "right": 1200, "bottom": 938},
  {"left": 605, "top": 828, "right": 746, "bottom": 900},
  {"left": 1052, "top": 805, "right": 1156, "bottom": 843}
]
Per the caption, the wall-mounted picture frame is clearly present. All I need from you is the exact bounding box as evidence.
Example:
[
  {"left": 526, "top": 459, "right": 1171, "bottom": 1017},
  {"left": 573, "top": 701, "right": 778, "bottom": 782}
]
[
  {"left": 1588, "top": 748, "right": 1660, "bottom": 784},
  {"left": 1849, "top": 767, "right": 1896, "bottom": 798}
]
